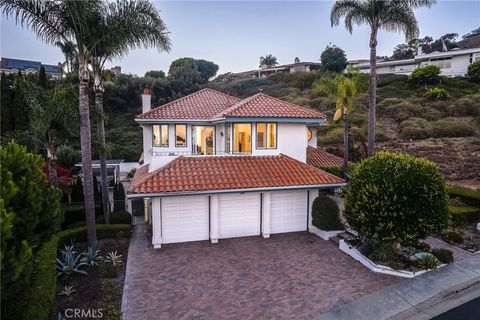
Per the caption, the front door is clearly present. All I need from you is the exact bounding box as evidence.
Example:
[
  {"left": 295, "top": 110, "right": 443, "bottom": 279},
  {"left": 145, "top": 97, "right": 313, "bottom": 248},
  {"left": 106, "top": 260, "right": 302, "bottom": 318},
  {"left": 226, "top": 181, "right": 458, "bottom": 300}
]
[{"left": 192, "top": 126, "right": 215, "bottom": 155}]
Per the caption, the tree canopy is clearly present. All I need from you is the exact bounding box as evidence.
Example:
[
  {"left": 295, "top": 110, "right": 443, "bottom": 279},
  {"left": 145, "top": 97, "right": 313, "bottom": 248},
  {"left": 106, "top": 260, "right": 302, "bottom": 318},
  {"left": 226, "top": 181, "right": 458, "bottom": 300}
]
[
  {"left": 259, "top": 54, "right": 278, "bottom": 68},
  {"left": 320, "top": 45, "right": 347, "bottom": 72}
]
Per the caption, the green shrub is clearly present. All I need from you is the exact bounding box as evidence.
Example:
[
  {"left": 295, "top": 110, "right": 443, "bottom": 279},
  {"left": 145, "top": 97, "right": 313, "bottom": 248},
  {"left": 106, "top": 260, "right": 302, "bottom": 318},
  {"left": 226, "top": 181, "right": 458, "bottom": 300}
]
[
  {"left": 70, "top": 176, "right": 84, "bottom": 202},
  {"left": 467, "top": 61, "right": 480, "bottom": 82},
  {"left": 430, "top": 118, "right": 476, "bottom": 138},
  {"left": 449, "top": 95, "right": 480, "bottom": 117},
  {"left": 447, "top": 185, "right": 480, "bottom": 207},
  {"left": 113, "top": 183, "right": 126, "bottom": 212},
  {"left": 399, "top": 117, "right": 432, "bottom": 140},
  {"left": 22, "top": 224, "right": 131, "bottom": 320},
  {"left": 56, "top": 145, "right": 81, "bottom": 168},
  {"left": 431, "top": 248, "right": 454, "bottom": 264},
  {"left": 441, "top": 229, "right": 463, "bottom": 244},
  {"left": 1, "top": 142, "right": 63, "bottom": 318},
  {"left": 415, "top": 254, "right": 440, "bottom": 271},
  {"left": 344, "top": 152, "right": 449, "bottom": 246},
  {"left": 367, "top": 242, "right": 396, "bottom": 264},
  {"left": 424, "top": 87, "right": 450, "bottom": 100},
  {"left": 409, "top": 65, "right": 441, "bottom": 85},
  {"left": 311, "top": 195, "right": 343, "bottom": 231},
  {"left": 61, "top": 203, "right": 103, "bottom": 229},
  {"left": 449, "top": 206, "right": 480, "bottom": 225}
]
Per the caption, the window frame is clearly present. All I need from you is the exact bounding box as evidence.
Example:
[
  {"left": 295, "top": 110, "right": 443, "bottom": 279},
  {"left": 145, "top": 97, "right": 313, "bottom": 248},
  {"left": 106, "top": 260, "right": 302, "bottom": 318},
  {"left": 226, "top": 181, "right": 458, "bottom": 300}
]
[
  {"left": 255, "top": 122, "right": 277, "bottom": 150},
  {"left": 232, "top": 122, "right": 253, "bottom": 154},
  {"left": 174, "top": 124, "right": 188, "bottom": 147},
  {"left": 152, "top": 124, "right": 169, "bottom": 147}
]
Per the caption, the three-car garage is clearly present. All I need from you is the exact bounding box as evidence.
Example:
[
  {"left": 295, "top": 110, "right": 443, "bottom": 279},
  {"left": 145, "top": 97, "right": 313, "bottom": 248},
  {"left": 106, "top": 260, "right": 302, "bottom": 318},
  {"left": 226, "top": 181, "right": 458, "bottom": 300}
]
[{"left": 152, "top": 189, "right": 317, "bottom": 248}]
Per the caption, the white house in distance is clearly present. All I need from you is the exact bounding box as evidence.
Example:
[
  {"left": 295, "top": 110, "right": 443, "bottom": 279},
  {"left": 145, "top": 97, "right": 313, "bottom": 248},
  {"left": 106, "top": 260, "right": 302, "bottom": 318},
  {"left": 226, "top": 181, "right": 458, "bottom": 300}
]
[
  {"left": 349, "top": 46, "right": 480, "bottom": 77},
  {"left": 127, "top": 88, "right": 345, "bottom": 249}
]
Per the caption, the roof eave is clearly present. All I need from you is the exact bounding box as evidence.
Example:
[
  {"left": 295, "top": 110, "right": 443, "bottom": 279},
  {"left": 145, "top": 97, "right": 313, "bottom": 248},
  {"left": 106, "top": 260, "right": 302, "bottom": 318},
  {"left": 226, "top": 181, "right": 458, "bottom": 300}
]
[{"left": 127, "top": 183, "right": 346, "bottom": 198}]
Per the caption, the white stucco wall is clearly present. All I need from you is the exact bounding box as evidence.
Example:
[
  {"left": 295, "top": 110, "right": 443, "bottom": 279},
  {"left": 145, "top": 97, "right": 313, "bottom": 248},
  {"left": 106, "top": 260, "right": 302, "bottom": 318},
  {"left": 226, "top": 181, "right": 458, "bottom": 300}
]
[{"left": 143, "top": 121, "right": 310, "bottom": 171}]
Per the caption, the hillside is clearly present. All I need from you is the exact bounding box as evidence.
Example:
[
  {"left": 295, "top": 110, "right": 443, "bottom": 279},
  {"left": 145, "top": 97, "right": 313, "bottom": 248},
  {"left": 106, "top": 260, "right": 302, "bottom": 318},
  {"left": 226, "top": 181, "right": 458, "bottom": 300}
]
[{"left": 208, "top": 72, "right": 480, "bottom": 187}]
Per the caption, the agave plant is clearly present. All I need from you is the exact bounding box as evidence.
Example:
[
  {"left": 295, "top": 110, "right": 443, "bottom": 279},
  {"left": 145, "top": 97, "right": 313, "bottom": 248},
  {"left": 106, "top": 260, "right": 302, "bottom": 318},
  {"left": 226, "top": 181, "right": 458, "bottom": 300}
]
[
  {"left": 104, "top": 251, "right": 122, "bottom": 266},
  {"left": 81, "top": 247, "right": 103, "bottom": 267},
  {"left": 416, "top": 254, "right": 440, "bottom": 271},
  {"left": 56, "top": 247, "right": 88, "bottom": 278},
  {"left": 58, "top": 285, "right": 76, "bottom": 297}
]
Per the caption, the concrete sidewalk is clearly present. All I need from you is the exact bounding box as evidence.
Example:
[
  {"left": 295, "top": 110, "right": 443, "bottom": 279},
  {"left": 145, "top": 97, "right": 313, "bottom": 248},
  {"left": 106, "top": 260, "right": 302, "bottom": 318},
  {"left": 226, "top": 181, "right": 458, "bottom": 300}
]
[{"left": 317, "top": 254, "right": 480, "bottom": 320}]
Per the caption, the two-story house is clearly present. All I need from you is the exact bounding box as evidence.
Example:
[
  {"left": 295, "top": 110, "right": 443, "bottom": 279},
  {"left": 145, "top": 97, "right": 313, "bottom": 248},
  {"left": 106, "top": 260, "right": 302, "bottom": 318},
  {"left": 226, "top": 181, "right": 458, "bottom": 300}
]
[{"left": 127, "top": 88, "right": 345, "bottom": 248}]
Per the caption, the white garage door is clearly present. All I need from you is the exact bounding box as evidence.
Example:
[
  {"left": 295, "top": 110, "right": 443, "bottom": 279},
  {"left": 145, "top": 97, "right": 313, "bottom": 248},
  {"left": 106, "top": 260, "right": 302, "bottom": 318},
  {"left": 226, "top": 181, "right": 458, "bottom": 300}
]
[
  {"left": 219, "top": 193, "right": 261, "bottom": 239},
  {"left": 270, "top": 190, "right": 308, "bottom": 234},
  {"left": 161, "top": 196, "right": 209, "bottom": 244}
]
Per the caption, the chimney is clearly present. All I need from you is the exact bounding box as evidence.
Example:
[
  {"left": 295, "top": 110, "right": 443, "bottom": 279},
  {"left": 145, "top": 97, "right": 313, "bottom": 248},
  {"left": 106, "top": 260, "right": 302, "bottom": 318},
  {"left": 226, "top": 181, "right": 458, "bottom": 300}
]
[
  {"left": 141, "top": 88, "right": 151, "bottom": 113},
  {"left": 294, "top": 57, "right": 300, "bottom": 63}
]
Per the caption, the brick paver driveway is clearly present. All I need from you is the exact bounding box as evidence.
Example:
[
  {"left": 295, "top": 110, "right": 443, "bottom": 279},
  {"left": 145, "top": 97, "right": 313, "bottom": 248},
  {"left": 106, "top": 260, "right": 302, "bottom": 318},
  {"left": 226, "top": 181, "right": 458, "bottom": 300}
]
[{"left": 122, "top": 225, "right": 400, "bottom": 320}]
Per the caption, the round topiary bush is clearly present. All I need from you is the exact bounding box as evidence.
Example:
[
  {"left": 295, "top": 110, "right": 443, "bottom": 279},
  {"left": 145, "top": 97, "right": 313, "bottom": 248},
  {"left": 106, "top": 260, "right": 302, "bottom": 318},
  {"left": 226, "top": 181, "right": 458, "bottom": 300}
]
[
  {"left": 311, "top": 195, "right": 343, "bottom": 231},
  {"left": 344, "top": 151, "right": 449, "bottom": 246}
]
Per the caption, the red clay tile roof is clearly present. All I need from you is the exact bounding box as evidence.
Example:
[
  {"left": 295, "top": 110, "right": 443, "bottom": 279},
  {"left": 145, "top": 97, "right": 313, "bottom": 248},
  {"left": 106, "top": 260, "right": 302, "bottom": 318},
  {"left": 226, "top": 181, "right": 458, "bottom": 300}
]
[
  {"left": 128, "top": 164, "right": 149, "bottom": 193},
  {"left": 136, "top": 88, "right": 240, "bottom": 120},
  {"left": 307, "top": 146, "right": 344, "bottom": 168},
  {"left": 217, "top": 93, "right": 326, "bottom": 119},
  {"left": 136, "top": 89, "right": 326, "bottom": 121},
  {"left": 128, "top": 155, "right": 344, "bottom": 194}
]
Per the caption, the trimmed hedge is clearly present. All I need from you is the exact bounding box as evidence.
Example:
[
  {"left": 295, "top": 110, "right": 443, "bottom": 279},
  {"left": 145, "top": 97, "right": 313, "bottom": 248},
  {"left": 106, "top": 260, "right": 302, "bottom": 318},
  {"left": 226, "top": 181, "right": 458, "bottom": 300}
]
[
  {"left": 61, "top": 203, "right": 103, "bottom": 229},
  {"left": 65, "top": 211, "right": 133, "bottom": 229},
  {"left": 344, "top": 151, "right": 449, "bottom": 246},
  {"left": 22, "top": 224, "right": 131, "bottom": 320},
  {"left": 312, "top": 195, "right": 343, "bottom": 231}
]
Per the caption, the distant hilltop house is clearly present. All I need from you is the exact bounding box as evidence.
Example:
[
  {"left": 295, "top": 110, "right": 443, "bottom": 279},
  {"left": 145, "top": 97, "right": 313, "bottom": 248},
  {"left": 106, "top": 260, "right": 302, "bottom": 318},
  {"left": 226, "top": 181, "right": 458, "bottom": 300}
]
[
  {"left": 110, "top": 65, "right": 122, "bottom": 76},
  {"left": 349, "top": 37, "right": 480, "bottom": 77},
  {"left": 230, "top": 57, "right": 322, "bottom": 79},
  {"left": 0, "top": 57, "right": 62, "bottom": 79}
]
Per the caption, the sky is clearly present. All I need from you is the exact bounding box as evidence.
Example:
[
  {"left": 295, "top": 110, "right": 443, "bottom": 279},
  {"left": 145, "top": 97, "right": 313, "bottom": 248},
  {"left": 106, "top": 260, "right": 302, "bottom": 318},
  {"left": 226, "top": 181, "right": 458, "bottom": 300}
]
[{"left": 1, "top": 0, "right": 480, "bottom": 76}]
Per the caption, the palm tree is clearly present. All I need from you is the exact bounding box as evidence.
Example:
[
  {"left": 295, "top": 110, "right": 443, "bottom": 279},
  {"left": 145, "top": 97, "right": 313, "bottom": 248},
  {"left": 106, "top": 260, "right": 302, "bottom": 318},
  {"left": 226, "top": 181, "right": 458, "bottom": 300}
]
[
  {"left": 313, "top": 74, "right": 359, "bottom": 178},
  {"left": 55, "top": 41, "right": 78, "bottom": 74},
  {"left": 2, "top": 0, "right": 107, "bottom": 246},
  {"left": 259, "top": 54, "right": 279, "bottom": 68},
  {"left": 91, "top": 0, "right": 170, "bottom": 224},
  {"left": 28, "top": 82, "right": 78, "bottom": 187},
  {"left": 330, "top": 0, "right": 435, "bottom": 156}
]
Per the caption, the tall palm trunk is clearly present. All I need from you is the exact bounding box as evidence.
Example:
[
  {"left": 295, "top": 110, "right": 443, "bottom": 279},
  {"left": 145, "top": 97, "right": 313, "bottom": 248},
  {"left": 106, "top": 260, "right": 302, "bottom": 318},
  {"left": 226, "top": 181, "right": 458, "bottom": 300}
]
[
  {"left": 343, "top": 108, "right": 349, "bottom": 180},
  {"left": 367, "top": 30, "right": 377, "bottom": 156},
  {"left": 94, "top": 69, "right": 111, "bottom": 224},
  {"left": 46, "top": 129, "right": 58, "bottom": 187},
  {"left": 79, "top": 57, "right": 97, "bottom": 247}
]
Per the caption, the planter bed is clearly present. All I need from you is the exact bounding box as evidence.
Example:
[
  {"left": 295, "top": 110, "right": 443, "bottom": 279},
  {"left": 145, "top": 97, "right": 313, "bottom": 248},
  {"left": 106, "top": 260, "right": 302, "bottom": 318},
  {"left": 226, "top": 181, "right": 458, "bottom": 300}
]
[
  {"left": 339, "top": 240, "right": 446, "bottom": 278},
  {"left": 55, "top": 238, "right": 130, "bottom": 320},
  {"left": 309, "top": 226, "right": 344, "bottom": 240}
]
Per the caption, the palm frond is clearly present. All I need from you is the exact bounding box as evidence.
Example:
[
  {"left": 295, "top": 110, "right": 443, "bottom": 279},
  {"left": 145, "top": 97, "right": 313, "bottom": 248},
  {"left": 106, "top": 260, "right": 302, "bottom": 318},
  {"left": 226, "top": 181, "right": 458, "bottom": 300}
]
[{"left": 330, "top": 0, "right": 366, "bottom": 29}]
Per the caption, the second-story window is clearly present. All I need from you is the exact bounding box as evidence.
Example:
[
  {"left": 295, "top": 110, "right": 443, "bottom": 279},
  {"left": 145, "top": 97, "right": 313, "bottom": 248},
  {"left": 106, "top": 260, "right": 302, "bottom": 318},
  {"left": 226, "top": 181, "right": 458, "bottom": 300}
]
[
  {"left": 153, "top": 124, "right": 169, "bottom": 147},
  {"left": 175, "top": 124, "right": 187, "bottom": 147},
  {"left": 256, "top": 123, "right": 277, "bottom": 149}
]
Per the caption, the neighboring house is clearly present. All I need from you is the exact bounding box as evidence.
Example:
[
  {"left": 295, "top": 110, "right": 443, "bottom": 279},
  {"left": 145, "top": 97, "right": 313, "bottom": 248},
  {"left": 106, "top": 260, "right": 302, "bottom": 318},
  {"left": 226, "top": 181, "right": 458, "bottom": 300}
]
[
  {"left": 228, "top": 57, "right": 322, "bottom": 79},
  {"left": 349, "top": 46, "right": 480, "bottom": 77},
  {"left": 75, "top": 159, "right": 124, "bottom": 188},
  {"left": 127, "top": 88, "right": 345, "bottom": 248},
  {"left": 0, "top": 57, "right": 62, "bottom": 79}
]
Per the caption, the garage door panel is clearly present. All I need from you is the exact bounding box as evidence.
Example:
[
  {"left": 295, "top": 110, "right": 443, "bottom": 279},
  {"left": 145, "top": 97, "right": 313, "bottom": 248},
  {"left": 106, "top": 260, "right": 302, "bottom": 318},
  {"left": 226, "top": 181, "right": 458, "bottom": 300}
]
[
  {"left": 271, "top": 191, "right": 307, "bottom": 234},
  {"left": 162, "top": 196, "right": 209, "bottom": 244},
  {"left": 219, "top": 193, "right": 260, "bottom": 239}
]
